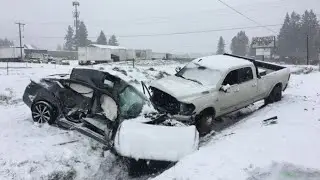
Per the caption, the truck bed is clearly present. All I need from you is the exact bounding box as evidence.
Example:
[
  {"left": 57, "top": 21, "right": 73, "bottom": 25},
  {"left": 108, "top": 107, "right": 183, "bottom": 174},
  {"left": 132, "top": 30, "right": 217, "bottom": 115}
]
[{"left": 255, "top": 60, "right": 286, "bottom": 77}]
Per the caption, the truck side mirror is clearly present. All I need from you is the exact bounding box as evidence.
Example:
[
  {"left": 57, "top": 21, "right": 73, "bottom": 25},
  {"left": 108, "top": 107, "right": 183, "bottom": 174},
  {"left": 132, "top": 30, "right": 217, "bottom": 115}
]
[
  {"left": 175, "top": 67, "right": 182, "bottom": 73},
  {"left": 219, "top": 84, "right": 231, "bottom": 93}
]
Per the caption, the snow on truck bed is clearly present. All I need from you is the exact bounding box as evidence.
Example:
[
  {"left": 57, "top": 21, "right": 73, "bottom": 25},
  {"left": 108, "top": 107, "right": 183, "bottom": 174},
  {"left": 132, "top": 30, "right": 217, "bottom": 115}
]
[{"left": 0, "top": 61, "right": 320, "bottom": 180}]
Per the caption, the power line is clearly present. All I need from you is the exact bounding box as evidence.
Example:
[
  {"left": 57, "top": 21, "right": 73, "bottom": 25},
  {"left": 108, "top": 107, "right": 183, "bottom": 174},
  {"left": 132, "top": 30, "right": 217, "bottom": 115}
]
[
  {"left": 216, "top": 0, "right": 277, "bottom": 34},
  {"left": 33, "top": 24, "right": 282, "bottom": 39}
]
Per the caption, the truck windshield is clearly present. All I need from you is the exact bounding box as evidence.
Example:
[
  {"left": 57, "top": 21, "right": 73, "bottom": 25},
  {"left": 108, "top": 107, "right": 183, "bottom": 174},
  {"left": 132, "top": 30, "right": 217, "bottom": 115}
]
[
  {"left": 119, "top": 85, "right": 147, "bottom": 119},
  {"left": 176, "top": 63, "right": 222, "bottom": 86}
]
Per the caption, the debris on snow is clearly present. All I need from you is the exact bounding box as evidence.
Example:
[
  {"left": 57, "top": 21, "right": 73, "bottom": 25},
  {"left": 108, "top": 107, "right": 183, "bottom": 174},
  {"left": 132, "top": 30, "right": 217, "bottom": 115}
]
[
  {"left": 53, "top": 140, "right": 80, "bottom": 146},
  {"left": 155, "top": 71, "right": 170, "bottom": 79},
  {"left": 262, "top": 116, "right": 278, "bottom": 126},
  {"left": 44, "top": 168, "right": 77, "bottom": 180},
  {"left": 0, "top": 88, "right": 15, "bottom": 105},
  {"left": 112, "top": 67, "right": 127, "bottom": 76}
]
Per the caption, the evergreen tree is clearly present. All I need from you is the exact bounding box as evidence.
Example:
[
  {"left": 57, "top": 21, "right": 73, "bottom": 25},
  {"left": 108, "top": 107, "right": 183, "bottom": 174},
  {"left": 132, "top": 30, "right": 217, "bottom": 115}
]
[
  {"left": 301, "top": 10, "right": 319, "bottom": 60},
  {"left": 64, "top": 26, "right": 74, "bottom": 51},
  {"left": 216, "top": 36, "right": 225, "bottom": 54},
  {"left": 74, "top": 21, "right": 89, "bottom": 48},
  {"left": 248, "top": 40, "right": 256, "bottom": 57},
  {"left": 278, "top": 10, "right": 319, "bottom": 63},
  {"left": 0, "top": 38, "right": 14, "bottom": 47},
  {"left": 230, "top": 31, "right": 249, "bottom": 56},
  {"left": 96, "top": 31, "right": 107, "bottom": 45},
  {"left": 108, "top": 35, "right": 119, "bottom": 46},
  {"left": 278, "top": 13, "right": 291, "bottom": 58},
  {"left": 289, "top": 12, "right": 302, "bottom": 57}
]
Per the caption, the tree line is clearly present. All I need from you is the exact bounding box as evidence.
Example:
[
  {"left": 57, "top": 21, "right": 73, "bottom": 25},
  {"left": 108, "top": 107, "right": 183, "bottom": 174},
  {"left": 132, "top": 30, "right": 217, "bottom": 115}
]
[
  {"left": 63, "top": 21, "right": 119, "bottom": 51},
  {"left": 216, "top": 10, "right": 320, "bottom": 64},
  {"left": 0, "top": 38, "right": 14, "bottom": 47}
]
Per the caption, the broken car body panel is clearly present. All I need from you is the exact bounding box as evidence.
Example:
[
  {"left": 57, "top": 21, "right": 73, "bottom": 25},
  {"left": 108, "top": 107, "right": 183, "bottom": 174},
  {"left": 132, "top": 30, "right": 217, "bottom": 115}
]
[
  {"left": 114, "top": 121, "right": 199, "bottom": 162},
  {"left": 23, "top": 68, "right": 199, "bottom": 162}
]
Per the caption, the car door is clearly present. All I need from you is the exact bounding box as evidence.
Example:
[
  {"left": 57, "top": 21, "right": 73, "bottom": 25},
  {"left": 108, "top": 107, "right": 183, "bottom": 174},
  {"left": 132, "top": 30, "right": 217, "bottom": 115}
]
[
  {"left": 237, "top": 67, "right": 258, "bottom": 108},
  {"left": 58, "top": 80, "right": 94, "bottom": 117},
  {"left": 218, "top": 69, "right": 242, "bottom": 114}
]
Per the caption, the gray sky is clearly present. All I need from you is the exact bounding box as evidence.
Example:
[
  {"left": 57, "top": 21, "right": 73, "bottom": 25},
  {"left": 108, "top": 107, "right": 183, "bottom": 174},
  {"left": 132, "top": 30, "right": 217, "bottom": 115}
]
[{"left": 0, "top": 0, "right": 319, "bottom": 54}]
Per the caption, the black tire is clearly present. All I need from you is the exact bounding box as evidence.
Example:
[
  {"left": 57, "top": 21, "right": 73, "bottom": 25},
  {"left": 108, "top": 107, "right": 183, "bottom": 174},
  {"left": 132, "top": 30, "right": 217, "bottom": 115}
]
[
  {"left": 31, "top": 101, "right": 57, "bottom": 125},
  {"left": 196, "top": 110, "right": 216, "bottom": 136},
  {"left": 265, "top": 84, "right": 282, "bottom": 104}
]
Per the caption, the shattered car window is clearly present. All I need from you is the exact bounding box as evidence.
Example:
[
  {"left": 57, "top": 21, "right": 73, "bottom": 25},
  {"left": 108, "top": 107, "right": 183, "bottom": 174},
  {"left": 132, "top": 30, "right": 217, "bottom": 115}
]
[
  {"left": 177, "top": 63, "right": 222, "bottom": 86},
  {"left": 119, "top": 86, "right": 146, "bottom": 118}
]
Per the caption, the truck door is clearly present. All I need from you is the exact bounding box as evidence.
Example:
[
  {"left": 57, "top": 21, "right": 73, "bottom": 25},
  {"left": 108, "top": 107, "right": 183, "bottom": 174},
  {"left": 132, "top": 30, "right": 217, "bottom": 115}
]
[
  {"left": 237, "top": 67, "right": 258, "bottom": 107},
  {"left": 218, "top": 69, "right": 242, "bottom": 114}
]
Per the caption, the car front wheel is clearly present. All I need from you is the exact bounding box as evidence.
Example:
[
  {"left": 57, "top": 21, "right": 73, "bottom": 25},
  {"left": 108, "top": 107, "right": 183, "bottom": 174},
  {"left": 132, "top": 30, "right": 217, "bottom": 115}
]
[{"left": 31, "top": 101, "right": 57, "bottom": 125}]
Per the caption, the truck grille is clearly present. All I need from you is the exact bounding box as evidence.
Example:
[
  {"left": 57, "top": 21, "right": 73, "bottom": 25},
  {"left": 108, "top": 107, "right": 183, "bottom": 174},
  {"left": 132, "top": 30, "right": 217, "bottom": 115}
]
[{"left": 150, "top": 87, "right": 180, "bottom": 114}]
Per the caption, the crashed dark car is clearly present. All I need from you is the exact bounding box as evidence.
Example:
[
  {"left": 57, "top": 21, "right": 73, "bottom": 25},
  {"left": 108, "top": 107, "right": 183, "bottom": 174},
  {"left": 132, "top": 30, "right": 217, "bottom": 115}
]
[{"left": 23, "top": 68, "right": 199, "bottom": 162}]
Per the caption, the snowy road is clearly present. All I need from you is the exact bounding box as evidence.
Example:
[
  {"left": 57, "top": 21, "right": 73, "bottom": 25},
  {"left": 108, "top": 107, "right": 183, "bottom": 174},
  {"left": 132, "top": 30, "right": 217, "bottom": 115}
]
[{"left": 0, "top": 61, "right": 319, "bottom": 180}]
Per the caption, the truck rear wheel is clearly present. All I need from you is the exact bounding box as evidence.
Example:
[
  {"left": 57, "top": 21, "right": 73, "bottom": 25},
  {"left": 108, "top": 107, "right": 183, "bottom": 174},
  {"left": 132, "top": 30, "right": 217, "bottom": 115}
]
[{"left": 265, "top": 84, "right": 282, "bottom": 104}]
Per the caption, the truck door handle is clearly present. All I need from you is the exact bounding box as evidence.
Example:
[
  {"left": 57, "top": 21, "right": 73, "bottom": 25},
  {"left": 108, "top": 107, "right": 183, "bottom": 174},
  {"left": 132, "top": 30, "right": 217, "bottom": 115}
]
[
  {"left": 234, "top": 89, "right": 240, "bottom": 92},
  {"left": 252, "top": 83, "right": 257, "bottom": 87}
]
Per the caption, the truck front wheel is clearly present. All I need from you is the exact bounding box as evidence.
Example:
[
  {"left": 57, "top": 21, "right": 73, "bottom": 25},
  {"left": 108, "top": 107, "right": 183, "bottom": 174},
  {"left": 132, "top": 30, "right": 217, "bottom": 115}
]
[{"left": 196, "top": 110, "right": 216, "bottom": 136}]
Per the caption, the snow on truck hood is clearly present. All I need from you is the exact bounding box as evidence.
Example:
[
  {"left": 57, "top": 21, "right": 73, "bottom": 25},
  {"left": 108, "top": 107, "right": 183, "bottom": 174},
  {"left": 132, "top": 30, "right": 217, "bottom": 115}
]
[{"left": 150, "top": 76, "right": 215, "bottom": 101}]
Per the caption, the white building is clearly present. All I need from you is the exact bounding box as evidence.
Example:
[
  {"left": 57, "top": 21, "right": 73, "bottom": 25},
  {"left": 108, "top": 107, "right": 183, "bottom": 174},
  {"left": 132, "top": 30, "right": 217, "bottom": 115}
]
[
  {"left": 88, "top": 44, "right": 135, "bottom": 62},
  {"left": 135, "top": 49, "right": 153, "bottom": 60}
]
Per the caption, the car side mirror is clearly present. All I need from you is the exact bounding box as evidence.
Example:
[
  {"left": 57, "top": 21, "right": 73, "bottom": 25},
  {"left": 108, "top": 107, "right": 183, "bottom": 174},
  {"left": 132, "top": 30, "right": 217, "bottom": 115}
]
[
  {"left": 220, "top": 84, "right": 231, "bottom": 93},
  {"left": 175, "top": 67, "right": 182, "bottom": 73}
]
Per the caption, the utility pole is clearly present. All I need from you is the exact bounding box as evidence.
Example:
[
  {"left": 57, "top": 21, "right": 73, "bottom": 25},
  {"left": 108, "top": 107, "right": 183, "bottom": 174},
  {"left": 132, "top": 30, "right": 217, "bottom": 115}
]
[
  {"left": 306, "top": 34, "right": 309, "bottom": 65},
  {"left": 73, "top": 1, "right": 80, "bottom": 50},
  {"left": 15, "top": 22, "right": 25, "bottom": 61}
]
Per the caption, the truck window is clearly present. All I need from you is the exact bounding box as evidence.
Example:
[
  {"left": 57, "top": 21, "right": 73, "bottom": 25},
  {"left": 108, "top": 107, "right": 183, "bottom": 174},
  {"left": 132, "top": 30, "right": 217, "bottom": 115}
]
[
  {"left": 239, "top": 67, "right": 253, "bottom": 83},
  {"left": 222, "top": 70, "right": 239, "bottom": 86}
]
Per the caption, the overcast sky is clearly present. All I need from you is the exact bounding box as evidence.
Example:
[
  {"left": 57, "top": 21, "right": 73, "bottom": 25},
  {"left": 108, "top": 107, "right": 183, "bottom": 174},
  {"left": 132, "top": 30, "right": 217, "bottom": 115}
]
[{"left": 0, "top": 0, "right": 319, "bottom": 54}]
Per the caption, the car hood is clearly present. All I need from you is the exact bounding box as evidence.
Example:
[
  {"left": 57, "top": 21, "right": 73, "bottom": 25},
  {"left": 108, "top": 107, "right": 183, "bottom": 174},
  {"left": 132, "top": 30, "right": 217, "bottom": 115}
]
[{"left": 150, "top": 76, "right": 215, "bottom": 102}]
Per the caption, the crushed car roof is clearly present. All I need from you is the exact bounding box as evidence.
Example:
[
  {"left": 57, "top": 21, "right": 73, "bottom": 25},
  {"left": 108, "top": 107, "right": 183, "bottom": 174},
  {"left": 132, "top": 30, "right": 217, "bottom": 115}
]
[
  {"left": 191, "top": 55, "right": 253, "bottom": 71},
  {"left": 70, "top": 68, "right": 121, "bottom": 89}
]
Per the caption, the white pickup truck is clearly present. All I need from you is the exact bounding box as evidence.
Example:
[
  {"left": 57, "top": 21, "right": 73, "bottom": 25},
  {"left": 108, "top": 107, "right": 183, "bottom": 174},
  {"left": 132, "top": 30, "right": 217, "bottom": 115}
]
[{"left": 149, "top": 54, "right": 291, "bottom": 135}]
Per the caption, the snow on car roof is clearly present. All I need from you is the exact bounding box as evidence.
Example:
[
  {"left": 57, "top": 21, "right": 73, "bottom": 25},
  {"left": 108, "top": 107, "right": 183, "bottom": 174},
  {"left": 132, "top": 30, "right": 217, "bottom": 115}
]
[{"left": 192, "top": 55, "right": 253, "bottom": 71}]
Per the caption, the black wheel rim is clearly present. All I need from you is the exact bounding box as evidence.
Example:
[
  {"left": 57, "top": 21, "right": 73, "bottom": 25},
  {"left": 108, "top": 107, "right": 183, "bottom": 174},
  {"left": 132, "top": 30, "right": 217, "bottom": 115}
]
[{"left": 32, "top": 103, "right": 51, "bottom": 123}]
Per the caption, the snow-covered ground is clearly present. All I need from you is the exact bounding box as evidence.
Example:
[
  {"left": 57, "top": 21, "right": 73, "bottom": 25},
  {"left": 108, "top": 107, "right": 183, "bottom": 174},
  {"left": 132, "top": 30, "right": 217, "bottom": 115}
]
[{"left": 0, "top": 61, "right": 319, "bottom": 180}]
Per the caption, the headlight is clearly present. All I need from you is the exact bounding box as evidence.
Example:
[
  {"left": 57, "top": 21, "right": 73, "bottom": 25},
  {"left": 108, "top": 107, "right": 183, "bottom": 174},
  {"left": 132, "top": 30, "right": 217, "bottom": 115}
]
[{"left": 180, "top": 103, "right": 195, "bottom": 115}]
